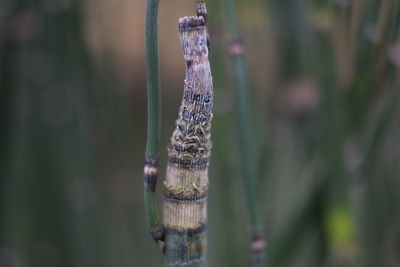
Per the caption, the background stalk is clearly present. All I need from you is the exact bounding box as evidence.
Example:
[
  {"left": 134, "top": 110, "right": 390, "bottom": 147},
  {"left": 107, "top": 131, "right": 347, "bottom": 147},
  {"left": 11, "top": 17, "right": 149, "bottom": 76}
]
[
  {"left": 223, "top": 0, "right": 266, "bottom": 266},
  {"left": 144, "top": 0, "right": 164, "bottom": 251}
]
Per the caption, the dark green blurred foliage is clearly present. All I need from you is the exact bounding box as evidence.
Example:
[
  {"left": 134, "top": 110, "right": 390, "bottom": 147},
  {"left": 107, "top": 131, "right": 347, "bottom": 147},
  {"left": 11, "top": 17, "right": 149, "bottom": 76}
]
[{"left": 1, "top": 0, "right": 399, "bottom": 266}]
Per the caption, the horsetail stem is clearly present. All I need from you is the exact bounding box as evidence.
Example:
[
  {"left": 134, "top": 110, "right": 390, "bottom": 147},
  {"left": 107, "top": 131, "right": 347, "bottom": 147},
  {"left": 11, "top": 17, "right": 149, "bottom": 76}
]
[
  {"left": 144, "top": 0, "right": 165, "bottom": 251},
  {"left": 223, "top": 0, "right": 266, "bottom": 266},
  {"left": 163, "top": 6, "right": 213, "bottom": 266}
]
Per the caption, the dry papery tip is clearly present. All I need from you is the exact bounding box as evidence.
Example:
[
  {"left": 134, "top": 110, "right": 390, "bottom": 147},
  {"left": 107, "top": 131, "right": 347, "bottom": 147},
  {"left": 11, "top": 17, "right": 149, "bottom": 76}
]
[
  {"left": 196, "top": 2, "right": 207, "bottom": 17},
  {"left": 179, "top": 16, "right": 205, "bottom": 32}
]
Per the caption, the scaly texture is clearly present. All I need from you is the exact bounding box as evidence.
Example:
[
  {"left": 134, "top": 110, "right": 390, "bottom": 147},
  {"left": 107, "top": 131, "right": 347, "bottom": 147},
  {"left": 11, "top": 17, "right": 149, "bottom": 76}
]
[{"left": 164, "top": 15, "right": 213, "bottom": 267}]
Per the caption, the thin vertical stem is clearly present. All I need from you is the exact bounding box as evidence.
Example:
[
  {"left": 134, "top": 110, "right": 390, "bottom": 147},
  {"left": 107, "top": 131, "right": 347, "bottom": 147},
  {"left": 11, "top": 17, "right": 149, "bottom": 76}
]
[
  {"left": 223, "top": 0, "right": 266, "bottom": 266},
  {"left": 145, "top": 0, "right": 161, "bottom": 158},
  {"left": 144, "top": 0, "right": 164, "bottom": 251}
]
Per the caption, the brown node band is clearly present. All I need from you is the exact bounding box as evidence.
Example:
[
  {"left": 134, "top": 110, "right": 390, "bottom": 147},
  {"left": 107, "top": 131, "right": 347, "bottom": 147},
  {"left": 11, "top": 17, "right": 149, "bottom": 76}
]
[
  {"left": 168, "top": 156, "right": 208, "bottom": 170},
  {"left": 149, "top": 226, "right": 166, "bottom": 252},
  {"left": 150, "top": 226, "right": 165, "bottom": 241},
  {"left": 164, "top": 193, "right": 208, "bottom": 203},
  {"left": 144, "top": 163, "right": 158, "bottom": 192},
  {"left": 144, "top": 172, "right": 157, "bottom": 192},
  {"left": 165, "top": 223, "right": 207, "bottom": 237},
  {"left": 179, "top": 16, "right": 205, "bottom": 33}
]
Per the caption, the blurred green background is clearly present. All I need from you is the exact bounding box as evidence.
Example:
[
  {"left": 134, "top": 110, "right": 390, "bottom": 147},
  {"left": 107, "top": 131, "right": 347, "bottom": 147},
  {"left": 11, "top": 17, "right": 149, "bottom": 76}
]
[{"left": 1, "top": 0, "right": 399, "bottom": 266}]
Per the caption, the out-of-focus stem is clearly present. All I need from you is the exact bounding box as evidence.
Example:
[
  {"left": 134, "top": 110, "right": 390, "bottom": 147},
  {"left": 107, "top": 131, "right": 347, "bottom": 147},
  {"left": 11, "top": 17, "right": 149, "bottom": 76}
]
[
  {"left": 144, "top": 0, "right": 164, "bottom": 251},
  {"left": 349, "top": 0, "right": 366, "bottom": 48},
  {"left": 223, "top": 0, "right": 266, "bottom": 266}
]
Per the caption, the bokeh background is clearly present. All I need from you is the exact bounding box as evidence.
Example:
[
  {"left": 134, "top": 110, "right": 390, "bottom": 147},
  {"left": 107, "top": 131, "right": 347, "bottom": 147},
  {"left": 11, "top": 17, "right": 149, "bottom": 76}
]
[{"left": 1, "top": 0, "right": 400, "bottom": 266}]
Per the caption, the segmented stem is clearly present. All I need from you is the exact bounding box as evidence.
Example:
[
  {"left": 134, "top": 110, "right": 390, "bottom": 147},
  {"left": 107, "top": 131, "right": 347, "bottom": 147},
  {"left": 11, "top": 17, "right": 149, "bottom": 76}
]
[
  {"left": 223, "top": 0, "right": 266, "bottom": 265},
  {"left": 164, "top": 13, "right": 213, "bottom": 267},
  {"left": 145, "top": 0, "right": 164, "bottom": 251}
]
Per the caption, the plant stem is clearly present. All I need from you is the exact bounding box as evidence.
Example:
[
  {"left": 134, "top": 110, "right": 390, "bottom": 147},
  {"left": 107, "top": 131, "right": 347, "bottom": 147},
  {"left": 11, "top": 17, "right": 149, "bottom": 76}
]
[
  {"left": 163, "top": 14, "right": 213, "bottom": 267},
  {"left": 144, "top": 0, "right": 164, "bottom": 251},
  {"left": 223, "top": 0, "right": 266, "bottom": 266}
]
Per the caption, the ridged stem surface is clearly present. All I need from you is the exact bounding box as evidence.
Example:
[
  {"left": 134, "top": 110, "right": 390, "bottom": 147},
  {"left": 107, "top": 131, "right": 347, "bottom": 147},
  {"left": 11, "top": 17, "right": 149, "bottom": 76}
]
[{"left": 164, "top": 14, "right": 213, "bottom": 267}]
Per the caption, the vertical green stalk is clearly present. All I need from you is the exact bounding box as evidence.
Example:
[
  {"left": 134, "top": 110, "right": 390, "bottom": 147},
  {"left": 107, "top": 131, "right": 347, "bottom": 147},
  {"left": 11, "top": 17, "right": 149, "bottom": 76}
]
[
  {"left": 144, "top": 0, "right": 164, "bottom": 251},
  {"left": 223, "top": 0, "right": 266, "bottom": 266}
]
